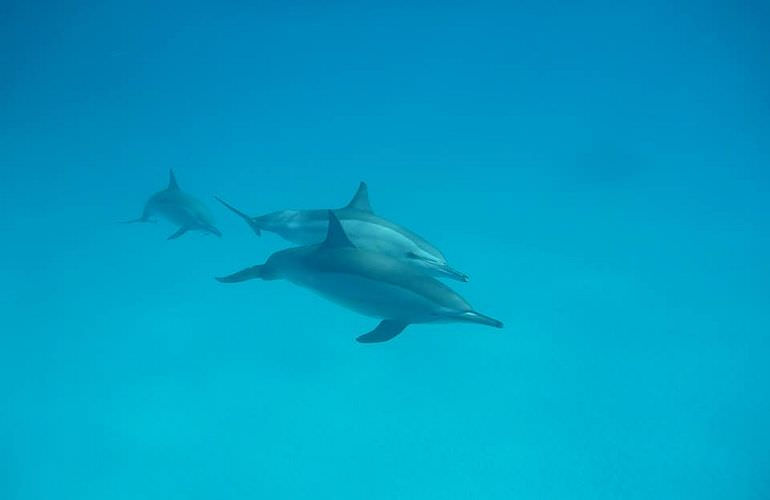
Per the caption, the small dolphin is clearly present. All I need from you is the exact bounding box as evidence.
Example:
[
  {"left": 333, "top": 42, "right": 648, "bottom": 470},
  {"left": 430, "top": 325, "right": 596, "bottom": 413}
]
[
  {"left": 216, "top": 211, "right": 502, "bottom": 343},
  {"left": 216, "top": 182, "right": 469, "bottom": 281},
  {"left": 125, "top": 169, "right": 222, "bottom": 239}
]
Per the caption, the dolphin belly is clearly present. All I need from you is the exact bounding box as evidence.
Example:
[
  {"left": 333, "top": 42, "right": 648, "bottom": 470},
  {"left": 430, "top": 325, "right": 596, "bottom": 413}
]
[
  {"left": 277, "top": 219, "right": 328, "bottom": 245},
  {"left": 287, "top": 270, "right": 453, "bottom": 323},
  {"left": 156, "top": 204, "right": 198, "bottom": 227}
]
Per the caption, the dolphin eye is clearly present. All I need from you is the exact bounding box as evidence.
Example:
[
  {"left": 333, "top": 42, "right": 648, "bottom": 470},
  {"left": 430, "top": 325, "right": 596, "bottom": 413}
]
[{"left": 405, "top": 252, "right": 419, "bottom": 259}]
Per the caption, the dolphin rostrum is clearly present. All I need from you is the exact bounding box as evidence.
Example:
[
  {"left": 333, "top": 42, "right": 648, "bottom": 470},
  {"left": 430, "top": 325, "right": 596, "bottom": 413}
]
[
  {"left": 216, "top": 182, "right": 469, "bottom": 281},
  {"left": 216, "top": 211, "right": 502, "bottom": 343},
  {"left": 125, "top": 169, "right": 222, "bottom": 239}
]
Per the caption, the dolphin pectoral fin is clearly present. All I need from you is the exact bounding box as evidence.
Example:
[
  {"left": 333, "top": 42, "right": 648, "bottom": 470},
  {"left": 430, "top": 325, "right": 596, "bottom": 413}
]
[
  {"left": 215, "top": 196, "right": 261, "bottom": 236},
  {"left": 205, "top": 225, "right": 223, "bottom": 238},
  {"left": 215, "top": 265, "right": 265, "bottom": 283},
  {"left": 356, "top": 320, "right": 408, "bottom": 343},
  {"left": 167, "top": 226, "right": 190, "bottom": 240}
]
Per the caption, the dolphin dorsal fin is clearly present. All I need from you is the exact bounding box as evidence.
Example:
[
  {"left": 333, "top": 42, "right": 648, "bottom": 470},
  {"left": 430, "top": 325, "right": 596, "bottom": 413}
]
[
  {"left": 322, "top": 211, "right": 355, "bottom": 248},
  {"left": 167, "top": 169, "right": 180, "bottom": 191},
  {"left": 344, "top": 181, "right": 373, "bottom": 213}
]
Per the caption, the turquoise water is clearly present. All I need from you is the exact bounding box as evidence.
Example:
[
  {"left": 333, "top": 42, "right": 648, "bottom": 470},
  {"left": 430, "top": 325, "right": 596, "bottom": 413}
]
[{"left": 2, "top": 2, "right": 769, "bottom": 498}]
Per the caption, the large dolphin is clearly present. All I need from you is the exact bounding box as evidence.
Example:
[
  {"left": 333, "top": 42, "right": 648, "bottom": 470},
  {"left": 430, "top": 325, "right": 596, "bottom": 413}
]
[
  {"left": 216, "top": 211, "right": 502, "bottom": 343},
  {"left": 125, "top": 169, "right": 222, "bottom": 239},
  {"left": 215, "top": 182, "right": 468, "bottom": 281}
]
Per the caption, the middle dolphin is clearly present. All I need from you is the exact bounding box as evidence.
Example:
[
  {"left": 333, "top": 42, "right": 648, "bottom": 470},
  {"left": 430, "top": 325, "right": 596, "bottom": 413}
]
[
  {"left": 216, "top": 182, "right": 469, "bottom": 282},
  {"left": 216, "top": 211, "right": 502, "bottom": 343}
]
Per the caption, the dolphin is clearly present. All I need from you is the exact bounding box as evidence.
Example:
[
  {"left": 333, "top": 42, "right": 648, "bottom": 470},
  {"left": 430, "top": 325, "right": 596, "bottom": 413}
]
[
  {"left": 215, "top": 182, "right": 469, "bottom": 281},
  {"left": 216, "top": 211, "right": 502, "bottom": 343},
  {"left": 125, "top": 169, "right": 222, "bottom": 239}
]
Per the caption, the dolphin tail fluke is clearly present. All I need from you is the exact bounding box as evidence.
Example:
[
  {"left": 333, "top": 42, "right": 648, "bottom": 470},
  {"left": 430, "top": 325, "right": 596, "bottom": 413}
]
[
  {"left": 356, "top": 320, "right": 408, "bottom": 343},
  {"left": 458, "top": 311, "right": 504, "bottom": 329},
  {"left": 215, "top": 197, "right": 261, "bottom": 236},
  {"left": 216, "top": 264, "right": 266, "bottom": 283}
]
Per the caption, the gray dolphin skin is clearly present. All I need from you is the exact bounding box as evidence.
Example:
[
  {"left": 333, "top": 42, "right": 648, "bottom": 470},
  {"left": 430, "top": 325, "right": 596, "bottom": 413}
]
[
  {"left": 216, "top": 211, "right": 502, "bottom": 343},
  {"left": 125, "top": 169, "right": 222, "bottom": 239},
  {"left": 215, "top": 182, "right": 469, "bottom": 281}
]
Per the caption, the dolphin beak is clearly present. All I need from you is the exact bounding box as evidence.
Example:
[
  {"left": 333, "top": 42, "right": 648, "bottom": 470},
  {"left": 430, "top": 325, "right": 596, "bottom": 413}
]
[
  {"left": 208, "top": 226, "right": 223, "bottom": 238},
  {"left": 459, "top": 311, "right": 504, "bottom": 328},
  {"left": 443, "top": 264, "right": 470, "bottom": 282}
]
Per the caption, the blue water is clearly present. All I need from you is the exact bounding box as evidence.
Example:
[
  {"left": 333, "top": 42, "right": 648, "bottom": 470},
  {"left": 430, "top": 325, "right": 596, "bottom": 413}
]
[{"left": 2, "top": 2, "right": 769, "bottom": 499}]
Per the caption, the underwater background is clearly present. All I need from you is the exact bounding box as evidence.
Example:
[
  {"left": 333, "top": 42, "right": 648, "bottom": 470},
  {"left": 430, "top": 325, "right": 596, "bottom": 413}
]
[{"left": 2, "top": 1, "right": 769, "bottom": 499}]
